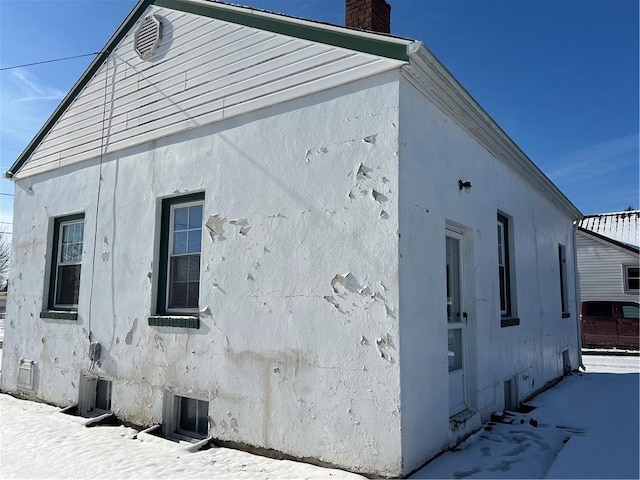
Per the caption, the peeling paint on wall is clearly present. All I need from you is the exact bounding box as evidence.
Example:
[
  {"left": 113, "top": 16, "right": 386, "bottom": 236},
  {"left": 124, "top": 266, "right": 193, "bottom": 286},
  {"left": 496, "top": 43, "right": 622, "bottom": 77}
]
[
  {"left": 124, "top": 318, "right": 138, "bottom": 345},
  {"left": 376, "top": 333, "right": 395, "bottom": 363},
  {"left": 205, "top": 214, "right": 226, "bottom": 241},
  {"left": 323, "top": 295, "right": 344, "bottom": 314},
  {"left": 372, "top": 190, "right": 388, "bottom": 203}
]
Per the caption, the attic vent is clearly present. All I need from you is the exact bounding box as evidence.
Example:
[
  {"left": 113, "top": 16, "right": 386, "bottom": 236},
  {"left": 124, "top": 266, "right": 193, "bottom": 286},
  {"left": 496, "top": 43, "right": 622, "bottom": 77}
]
[{"left": 134, "top": 15, "right": 162, "bottom": 60}]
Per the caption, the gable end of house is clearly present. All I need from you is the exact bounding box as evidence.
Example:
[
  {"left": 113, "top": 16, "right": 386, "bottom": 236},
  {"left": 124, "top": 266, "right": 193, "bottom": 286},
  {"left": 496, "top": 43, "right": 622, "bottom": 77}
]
[{"left": 6, "top": 0, "right": 412, "bottom": 179}]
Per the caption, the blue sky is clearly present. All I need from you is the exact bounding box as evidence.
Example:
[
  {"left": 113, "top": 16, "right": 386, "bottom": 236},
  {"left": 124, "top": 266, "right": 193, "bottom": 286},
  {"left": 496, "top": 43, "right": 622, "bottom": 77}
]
[{"left": 1, "top": 0, "right": 638, "bottom": 232}]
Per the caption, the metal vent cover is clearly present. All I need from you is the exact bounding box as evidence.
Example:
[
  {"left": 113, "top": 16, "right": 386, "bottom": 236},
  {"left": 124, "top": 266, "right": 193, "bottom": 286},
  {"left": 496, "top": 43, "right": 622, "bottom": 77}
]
[
  {"left": 17, "top": 358, "right": 35, "bottom": 391},
  {"left": 134, "top": 15, "right": 162, "bottom": 60}
]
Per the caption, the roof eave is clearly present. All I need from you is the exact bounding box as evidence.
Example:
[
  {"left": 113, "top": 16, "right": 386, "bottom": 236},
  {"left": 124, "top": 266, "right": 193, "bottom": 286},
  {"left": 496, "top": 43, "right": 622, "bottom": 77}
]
[
  {"left": 404, "top": 42, "right": 582, "bottom": 221},
  {"left": 577, "top": 226, "right": 640, "bottom": 254}
]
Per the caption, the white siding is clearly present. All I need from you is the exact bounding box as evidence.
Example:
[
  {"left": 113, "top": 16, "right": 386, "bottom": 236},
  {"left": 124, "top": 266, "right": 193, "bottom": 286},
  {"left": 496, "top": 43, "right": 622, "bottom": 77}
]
[
  {"left": 576, "top": 231, "right": 639, "bottom": 302},
  {"left": 18, "top": 5, "right": 404, "bottom": 179}
]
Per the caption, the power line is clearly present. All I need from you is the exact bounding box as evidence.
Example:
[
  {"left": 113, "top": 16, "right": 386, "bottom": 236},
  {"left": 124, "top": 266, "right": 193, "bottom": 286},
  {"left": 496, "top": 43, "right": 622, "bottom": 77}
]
[
  {"left": 0, "top": 193, "right": 14, "bottom": 197},
  {"left": 1, "top": 52, "right": 100, "bottom": 71}
]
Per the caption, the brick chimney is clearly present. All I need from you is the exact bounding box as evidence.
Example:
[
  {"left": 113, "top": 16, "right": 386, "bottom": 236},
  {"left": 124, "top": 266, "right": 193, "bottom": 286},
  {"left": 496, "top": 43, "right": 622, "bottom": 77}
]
[{"left": 345, "top": 0, "right": 391, "bottom": 34}]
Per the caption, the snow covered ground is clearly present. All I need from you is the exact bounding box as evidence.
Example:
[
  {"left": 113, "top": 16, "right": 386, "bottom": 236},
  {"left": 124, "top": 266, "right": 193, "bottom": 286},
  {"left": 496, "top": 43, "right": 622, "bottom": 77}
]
[
  {"left": 0, "top": 355, "right": 638, "bottom": 479},
  {"left": 412, "top": 355, "right": 639, "bottom": 479}
]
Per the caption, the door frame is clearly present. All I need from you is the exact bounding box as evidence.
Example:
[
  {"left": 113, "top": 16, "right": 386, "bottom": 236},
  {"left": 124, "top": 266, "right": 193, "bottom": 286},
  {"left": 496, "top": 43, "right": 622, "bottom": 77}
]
[{"left": 446, "top": 226, "right": 469, "bottom": 415}]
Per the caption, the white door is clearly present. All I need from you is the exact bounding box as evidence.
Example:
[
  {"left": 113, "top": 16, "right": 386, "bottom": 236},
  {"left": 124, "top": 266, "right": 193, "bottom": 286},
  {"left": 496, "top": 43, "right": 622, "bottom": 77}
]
[{"left": 446, "top": 232, "right": 466, "bottom": 414}]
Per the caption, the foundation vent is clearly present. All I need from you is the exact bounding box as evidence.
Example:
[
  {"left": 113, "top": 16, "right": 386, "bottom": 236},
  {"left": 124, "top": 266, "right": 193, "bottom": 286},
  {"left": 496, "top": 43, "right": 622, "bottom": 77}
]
[
  {"left": 134, "top": 15, "right": 162, "bottom": 60},
  {"left": 17, "top": 359, "right": 35, "bottom": 391}
]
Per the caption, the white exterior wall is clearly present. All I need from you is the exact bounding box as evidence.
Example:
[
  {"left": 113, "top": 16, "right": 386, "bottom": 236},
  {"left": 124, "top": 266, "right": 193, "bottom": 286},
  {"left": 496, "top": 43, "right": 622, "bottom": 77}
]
[
  {"left": 397, "top": 76, "right": 580, "bottom": 474},
  {"left": 576, "top": 231, "right": 639, "bottom": 303},
  {"left": 2, "top": 72, "right": 403, "bottom": 476}
]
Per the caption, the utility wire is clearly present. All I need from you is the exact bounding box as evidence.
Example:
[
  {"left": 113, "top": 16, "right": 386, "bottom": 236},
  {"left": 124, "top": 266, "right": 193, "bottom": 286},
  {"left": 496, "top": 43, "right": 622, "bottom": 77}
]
[{"left": 1, "top": 52, "right": 100, "bottom": 71}]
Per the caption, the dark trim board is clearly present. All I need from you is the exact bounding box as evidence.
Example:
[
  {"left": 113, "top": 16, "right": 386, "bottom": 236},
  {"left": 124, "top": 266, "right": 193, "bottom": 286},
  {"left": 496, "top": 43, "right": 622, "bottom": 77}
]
[{"left": 156, "top": 0, "right": 409, "bottom": 61}]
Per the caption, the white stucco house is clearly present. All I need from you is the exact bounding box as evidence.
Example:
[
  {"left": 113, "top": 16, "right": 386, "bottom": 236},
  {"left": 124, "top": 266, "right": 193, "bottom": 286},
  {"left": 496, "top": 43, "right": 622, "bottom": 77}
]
[
  {"left": 1, "top": 0, "right": 583, "bottom": 476},
  {"left": 577, "top": 211, "right": 639, "bottom": 303}
]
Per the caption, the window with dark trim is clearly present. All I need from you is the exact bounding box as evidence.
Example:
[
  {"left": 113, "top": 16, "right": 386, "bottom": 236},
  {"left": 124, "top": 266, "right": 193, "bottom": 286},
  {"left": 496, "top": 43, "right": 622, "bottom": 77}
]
[
  {"left": 497, "top": 213, "right": 514, "bottom": 318},
  {"left": 156, "top": 193, "right": 204, "bottom": 316},
  {"left": 48, "top": 214, "right": 85, "bottom": 311},
  {"left": 558, "top": 244, "right": 569, "bottom": 317},
  {"left": 624, "top": 265, "right": 639, "bottom": 292}
]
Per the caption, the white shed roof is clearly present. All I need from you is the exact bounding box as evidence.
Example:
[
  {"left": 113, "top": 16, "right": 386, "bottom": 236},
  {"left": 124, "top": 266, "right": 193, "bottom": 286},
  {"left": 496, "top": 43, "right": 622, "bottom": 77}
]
[{"left": 579, "top": 211, "right": 639, "bottom": 247}]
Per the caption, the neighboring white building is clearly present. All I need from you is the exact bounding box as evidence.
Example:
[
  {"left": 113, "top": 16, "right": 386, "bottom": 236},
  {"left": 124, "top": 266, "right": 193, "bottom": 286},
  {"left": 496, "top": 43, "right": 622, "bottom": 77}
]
[
  {"left": 577, "top": 211, "right": 640, "bottom": 303},
  {"left": 0, "top": 0, "right": 582, "bottom": 476}
]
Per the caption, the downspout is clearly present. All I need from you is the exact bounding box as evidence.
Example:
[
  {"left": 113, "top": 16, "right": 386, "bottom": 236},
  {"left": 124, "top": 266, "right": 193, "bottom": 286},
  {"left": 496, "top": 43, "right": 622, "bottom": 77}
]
[{"left": 572, "top": 222, "right": 584, "bottom": 370}]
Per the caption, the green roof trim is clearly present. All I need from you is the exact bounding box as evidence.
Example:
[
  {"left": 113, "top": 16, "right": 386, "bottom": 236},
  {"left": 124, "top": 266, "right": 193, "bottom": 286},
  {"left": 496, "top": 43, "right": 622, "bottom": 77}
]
[
  {"left": 156, "top": 0, "right": 409, "bottom": 61},
  {"left": 6, "top": 0, "right": 409, "bottom": 177}
]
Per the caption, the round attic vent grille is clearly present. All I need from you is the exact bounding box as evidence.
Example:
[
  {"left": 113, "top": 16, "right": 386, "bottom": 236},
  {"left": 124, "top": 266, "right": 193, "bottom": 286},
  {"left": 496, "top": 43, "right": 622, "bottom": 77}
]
[{"left": 134, "top": 15, "right": 162, "bottom": 60}]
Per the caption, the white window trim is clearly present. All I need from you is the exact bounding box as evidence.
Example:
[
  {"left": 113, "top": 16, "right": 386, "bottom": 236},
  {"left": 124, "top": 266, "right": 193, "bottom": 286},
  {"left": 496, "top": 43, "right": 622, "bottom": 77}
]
[
  {"left": 52, "top": 217, "right": 84, "bottom": 310},
  {"left": 623, "top": 264, "right": 639, "bottom": 293},
  {"left": 163, "top": 391, "right": 209, "bottom": 440},
  {"left": 165, "top": 200, "right": 203, "bottom": 314}
]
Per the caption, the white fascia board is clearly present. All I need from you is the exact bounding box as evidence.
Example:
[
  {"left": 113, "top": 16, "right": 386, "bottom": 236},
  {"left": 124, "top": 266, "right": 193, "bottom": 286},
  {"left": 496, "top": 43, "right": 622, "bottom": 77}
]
[{"left": 404, "top": 41, "right": 582, "bottom": 221}]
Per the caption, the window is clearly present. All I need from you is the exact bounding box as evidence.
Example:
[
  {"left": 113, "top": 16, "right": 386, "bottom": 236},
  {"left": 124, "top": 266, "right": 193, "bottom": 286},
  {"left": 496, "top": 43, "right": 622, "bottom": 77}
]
[
  {"left": 497, "top": 213, "right": 515, "bottom": 320},
  {"left": 558, "top": 244, "right": 569, "bottom": 317},
  {"left": 95, "top": 378, "right": 112, "bottom": 411},
  {"left": 622, "top": 304, "right": 639, "bottom": 319},
  {"left": 584, "top": 302, "right": 612, "bottom": 317},
  {"left": 156, "top": 193, "right": 204, "bottom": 315},
  {"left": 176, "top": 396, "right": 209, "bottom": 437},
  {"left": 48, "top": 214, "right": 84, "bottom": 311},
  {"left": 624, "top": 266, "right": 639, "bottom": 292}
]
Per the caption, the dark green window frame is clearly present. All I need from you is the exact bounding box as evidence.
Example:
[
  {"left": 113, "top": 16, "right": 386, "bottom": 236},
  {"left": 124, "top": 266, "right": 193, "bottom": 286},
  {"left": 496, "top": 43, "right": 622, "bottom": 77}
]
[
  {"left": 46, "top": 213, "right": 85, "bottom": 312},
  {"left": 155, "top": 192, "right": 204, "bottom": 316},
  {"left": 558, "top": 244, "right": 570, "bottom": 318},
  {"left": 498, "top": 212, "right": 519, "bottom": 327}
]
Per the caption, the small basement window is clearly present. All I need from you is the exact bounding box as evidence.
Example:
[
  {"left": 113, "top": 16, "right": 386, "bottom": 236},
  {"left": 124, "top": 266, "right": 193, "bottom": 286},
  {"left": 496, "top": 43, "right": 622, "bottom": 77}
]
[
  {"left": 95, "top": 378, "right": 112, "bottom": 412},
  {"left": 504, "top": 376, "right": 518, "bottom": 411},
  {"left": 176, "top": 396, "right": 209, "bottom": 438},
  {"left": 79, "top": 375, "right": 112, "bottom": 415}
]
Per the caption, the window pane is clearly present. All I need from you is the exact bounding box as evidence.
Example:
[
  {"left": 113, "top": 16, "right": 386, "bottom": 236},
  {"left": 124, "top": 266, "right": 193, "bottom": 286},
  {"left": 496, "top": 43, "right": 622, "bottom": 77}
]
[
  {"left": 628, "top": 267, "right": 639, "bottom": 278},
  {"left": 189, "top": 205, "right": 203, "bottom": 229},
  {"left": 174, "top": 207, "right": 189, "bottom": 231},
  {"left": 585, "top": 303, "right": 612, "bottom": 317},
  {"left": 56, "top": 265, "right": 81, "bottom": 306},
  {"left": 170, "top": 282, "right": 188, "bottom": 308},
  {"left": 180, "top": 397, "right": 197, "bottom": 432},
  {"left": 446, "top": 236, "right": 461, "bottom": 323},
  {"left": 448, "top": 329, "right": 463, "bottom": 372},
  {"left": 499, "top": 265, "right": 506, "bottom": 312},
  {"left": 187, "top": 282, "right": 199, "bottom": 308},
  {"left": 187, "top": 229, "right": 202, "bottom": 253},
  {"left": 197, "top": 400, "right": 209, "bottom": 435},
  {"left": 188, "top": 255, "right": 200, "bottom": 281},
  {"left": 62, "top": 224, "right": 73, "bottom": 243},
  {"left": 173, "top": 231, "right": 187, "bottom": 255},
  {"left": 171, "top": 257, "right": 189, "bottom": 282},
  {"left": 95, "top": 379, "right": 111, "bottom": 411},
  {"left": 622, "top": 305, "right": 639, "bottom": 319},
  {"left": 628, "top": 279, "right": 639, "bottom": 291}
]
